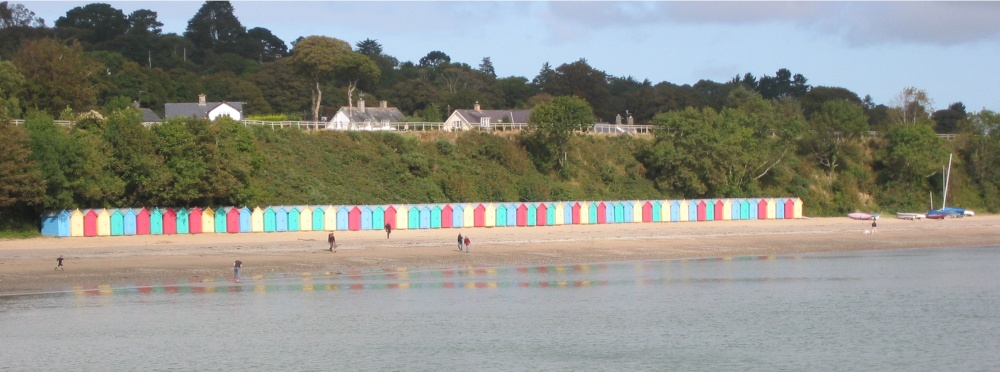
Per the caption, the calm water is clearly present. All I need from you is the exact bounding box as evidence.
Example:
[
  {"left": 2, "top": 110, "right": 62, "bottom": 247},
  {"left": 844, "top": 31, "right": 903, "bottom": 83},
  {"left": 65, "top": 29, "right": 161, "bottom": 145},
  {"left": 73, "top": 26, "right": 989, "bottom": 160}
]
[{"left": 2, "top": 247, "right": 999, "bottom": 371}]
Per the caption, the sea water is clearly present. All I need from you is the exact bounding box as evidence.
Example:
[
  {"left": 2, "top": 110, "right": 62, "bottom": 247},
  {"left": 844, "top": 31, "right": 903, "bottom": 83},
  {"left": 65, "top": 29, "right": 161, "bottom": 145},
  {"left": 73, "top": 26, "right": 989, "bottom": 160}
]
[{"left": 2, "top": 247, "right": 999, "bottom": 371}]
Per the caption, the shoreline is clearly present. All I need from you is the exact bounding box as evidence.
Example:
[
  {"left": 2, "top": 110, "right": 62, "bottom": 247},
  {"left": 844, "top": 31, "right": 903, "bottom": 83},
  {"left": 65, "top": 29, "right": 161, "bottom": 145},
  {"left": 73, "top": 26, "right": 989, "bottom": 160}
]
[{"left": 2, "top": 216, "right": 998, "bottom": 295}]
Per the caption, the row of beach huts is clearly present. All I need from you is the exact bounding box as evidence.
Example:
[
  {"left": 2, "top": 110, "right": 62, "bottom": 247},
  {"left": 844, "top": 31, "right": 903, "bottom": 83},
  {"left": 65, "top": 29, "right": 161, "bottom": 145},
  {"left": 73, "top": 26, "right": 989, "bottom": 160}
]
[{"left": 41, "top": 198, "right": 803, "bottom": 237}]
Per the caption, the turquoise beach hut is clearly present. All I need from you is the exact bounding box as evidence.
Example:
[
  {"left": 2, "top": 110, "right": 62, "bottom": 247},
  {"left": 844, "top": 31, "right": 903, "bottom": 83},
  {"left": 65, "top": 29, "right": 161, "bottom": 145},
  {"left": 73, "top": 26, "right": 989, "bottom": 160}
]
[
  {"left": 312, "top": 207, "right": 325, "bottom": 231},
  {"left": 407, "top": 206, "right": 419, "bottom": 229},
  {"left": 429, "top": 205, "right": 441, "bottom": 229},
  {"left": 496, "top": 204, "right": 507, "bottom": 227},
  {"left": 287, "top": 207, "right": 300, "bottom": 232},
  {"left": 175, "top": 208, "right": 189, "bottom": 234},
  {"left": 151, "top": 208, "right": 164, "bottom": 235},
  {"left": 111, "top": 209, "right": 125, "bottom": 236},
  {"left": 264, "top": 207, "right": 276, "bottom": 232},
  {"left": 372, "top": 206, "right": 384, "bottom": 231}
]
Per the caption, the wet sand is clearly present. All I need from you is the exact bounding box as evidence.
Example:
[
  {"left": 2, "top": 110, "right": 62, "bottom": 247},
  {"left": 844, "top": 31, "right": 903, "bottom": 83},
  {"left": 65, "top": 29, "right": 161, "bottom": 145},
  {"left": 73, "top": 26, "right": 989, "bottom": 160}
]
[{"left": 2, "top": 216, "right": 998, "bottom": 295}]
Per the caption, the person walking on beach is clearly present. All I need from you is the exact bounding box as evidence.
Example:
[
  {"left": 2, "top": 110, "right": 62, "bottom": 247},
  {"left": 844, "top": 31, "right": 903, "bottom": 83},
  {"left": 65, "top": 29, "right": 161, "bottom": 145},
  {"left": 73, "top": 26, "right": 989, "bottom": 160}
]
[
  {"left": 385, "top": 223, "right": 392, "bottom": 239},
  {"left": 457, "top": 233, "right": 464, "bottom": 252},
  {"left": 55, "top": 255, "right": 64, "bottom": 270},
  {"left": 464, "top": 236, "right": 471, "bottom": 253},
  {"left": 234, "top": 259, "right": 243, "bottom": 282},
  {"left": 871, "top": 219, "right": 878, "bottom": 234},
  {"left": 328, "top": 232, "right": 337, "bottom": 252}
]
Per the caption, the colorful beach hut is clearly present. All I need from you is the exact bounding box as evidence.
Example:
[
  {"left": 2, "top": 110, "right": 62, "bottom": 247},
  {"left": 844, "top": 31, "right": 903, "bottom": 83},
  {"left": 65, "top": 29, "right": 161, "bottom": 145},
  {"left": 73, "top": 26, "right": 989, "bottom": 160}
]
[
  {"left": 123, "top": 209, "right": 136, "bottom": 236},
  {"left": 190, "top": 207, "right": 203, "bottom": 234},
  {"left": 176, "top": 208, "right": 189, "bottom": 234}
]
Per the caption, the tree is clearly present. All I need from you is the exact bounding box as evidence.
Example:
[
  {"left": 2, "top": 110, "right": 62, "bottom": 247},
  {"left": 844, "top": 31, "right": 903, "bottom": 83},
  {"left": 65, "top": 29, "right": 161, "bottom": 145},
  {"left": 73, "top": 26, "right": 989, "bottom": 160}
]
[
  {"left": 528, "top": 95, "right": 594, "bottom": 170},
  {"left": 335, "top": 52, "right": 380, "bottom": 123},
  {"left": 419, "top": 50, "right": 450, "bottom": 68},
  {"left": 0, "top": 60, "right": 24, "bottom": 119},
  {"left": 184, "top": 1, "right": 247, "bottom": 58},
  {"left": 246, "top": 27, "right": 287, "bottom": 62},
  {"left": 0, "top": 1, "right": 45, "bottom": 28},
  {"left": 756, "top": 68, "right": 809, "bottom": 99},
  {"left": 803, "top": 99, "right": 868, "bottom": 174},
  {"left": 890, "top": 87, "right": 934, "bottom": 126},
  {"left": 12, "top": 38, "right": 104, "bottom": 114},
  {"left": 478, "top": 57, "right": 496, "bottom": 78},
  {"left": 126, "top": 9, "right": 161, "bottom": 35},
  {"left": 932, "top": 102, "right": 967, "bottom": 134},
  {"left": 355, "top": 38, "right": 382, "bottom": 56},
  {"left": 798, "top": 86, "right": 862, "bottom": 119},
  {"left": 55, "top": 3, "right": 128, "bottom": 46},
  {"left": 0, "top": 121, "right": 45, "bottom": 219},
  {"left": 287, "top": 35, "right": 352, "bottom": 121}
]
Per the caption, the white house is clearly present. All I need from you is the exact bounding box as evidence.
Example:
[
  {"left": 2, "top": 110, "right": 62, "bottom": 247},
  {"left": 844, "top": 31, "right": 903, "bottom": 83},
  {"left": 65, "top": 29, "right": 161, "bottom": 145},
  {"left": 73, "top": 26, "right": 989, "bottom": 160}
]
[
  {"left": 443, "top": 102, "right": 531, "bottom": 131},
  {"left": 328, "top": 99, "right": 405, "bottom": 130},
  {"left": 164, "top": 94, "right": 243, "bottom": 121}
]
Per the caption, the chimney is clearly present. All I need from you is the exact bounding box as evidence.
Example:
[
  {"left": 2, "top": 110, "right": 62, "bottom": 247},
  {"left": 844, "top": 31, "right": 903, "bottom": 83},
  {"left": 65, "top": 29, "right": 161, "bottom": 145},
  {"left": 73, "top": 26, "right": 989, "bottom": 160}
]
[
  {"left": 198, "top": 94, "right": 206, "bottom": 106},
  {"left": 474, "top": 101, "right": 481, "bottom": 111},
  {"left": 133, "top": 100, "right": 141, "bottom": 108},
  {"left": 380, "top": 100, "right": 388, "bottom": 109},
  {"left": 615, "top": 114, "right": 622, "bottom": 125},
  {"left": 627, "top": 114, "right": 634, "bottom": 125},
  {"left": 358, "top": 99, "right": 365, "bottom": 113}
]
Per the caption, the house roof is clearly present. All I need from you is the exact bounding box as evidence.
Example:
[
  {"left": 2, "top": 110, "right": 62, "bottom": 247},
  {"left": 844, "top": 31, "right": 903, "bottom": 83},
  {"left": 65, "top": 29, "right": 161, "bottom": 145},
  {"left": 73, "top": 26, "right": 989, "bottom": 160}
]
[
  {"left": 164, "top": 102, "right": 243, "bottom": 119},
  {"left": 453, "top": 109, "right": 531, "bottom": 124},
  {"left": 335, "top": 106, "right": 405, "bottom": 123},
  {"left": 139, "top": 108, "right": 162, "bottom": 122}
]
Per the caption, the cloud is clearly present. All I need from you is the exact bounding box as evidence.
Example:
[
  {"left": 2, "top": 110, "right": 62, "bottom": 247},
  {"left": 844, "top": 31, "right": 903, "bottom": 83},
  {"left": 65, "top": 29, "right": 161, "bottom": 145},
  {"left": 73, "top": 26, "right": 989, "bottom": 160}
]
[{"left": 540, "top": 2, "right": 1000, "bottom": 47}]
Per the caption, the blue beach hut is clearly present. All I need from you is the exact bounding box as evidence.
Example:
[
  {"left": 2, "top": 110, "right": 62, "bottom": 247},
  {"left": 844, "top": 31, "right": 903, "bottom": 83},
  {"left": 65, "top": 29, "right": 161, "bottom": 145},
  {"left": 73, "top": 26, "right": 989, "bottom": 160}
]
[
  {"left": 505, "top": 204, "right": 516, "bottom": 227},
  {"left": 337, "top": 206, "right": 350, "bottom": 231},
  {"left": 687, "top": 201, "right": 698, "bottom": 222},
  {"left": 452, "top": 204, "right": 464, "bottom": 228},
  {"left": 749, "top": 199, "right": 759, "bottom": 220},
  {"left": 239, "top": 207, "right": 252, "bottom": 232},
  {"left": 123, "top": 209, "right": 136, "bottom": 236},
  {"left": 361, "top": 206, "right": 373, "bottom": 230},
  {"left": 776, "top": 198, "right": 786, "bottom": 219},
  {"left": 275, "top": 207, "right": 288, "bottom": 232},
  {"left": 41, "top": 211, "right": 59, "bottom": 237}
]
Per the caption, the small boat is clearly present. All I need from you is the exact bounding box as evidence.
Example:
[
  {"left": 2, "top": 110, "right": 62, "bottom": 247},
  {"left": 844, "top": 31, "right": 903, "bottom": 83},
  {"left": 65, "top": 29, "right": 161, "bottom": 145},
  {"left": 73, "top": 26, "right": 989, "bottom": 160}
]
[
  {"left": 848, "top": 212, "right": 878, "bottom": 221},
  {"left": 896, "top": 212, "right": 925, "bottom": 220}
]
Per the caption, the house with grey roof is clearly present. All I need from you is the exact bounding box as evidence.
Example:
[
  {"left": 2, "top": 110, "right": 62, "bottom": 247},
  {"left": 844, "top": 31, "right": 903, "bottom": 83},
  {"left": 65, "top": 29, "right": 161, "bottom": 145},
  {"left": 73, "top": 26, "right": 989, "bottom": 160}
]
[
  {"left": 328, "top": 99, "right": 405, "bottom": 130},
  {"left": 443, "top": 102, "right": 531, "bottom": 131},
  {"left": 132, "top": 101, "right": 162, "bottom": 124},
  {"left": 164, "top": 94, "right": 243, "bottom": 121}
]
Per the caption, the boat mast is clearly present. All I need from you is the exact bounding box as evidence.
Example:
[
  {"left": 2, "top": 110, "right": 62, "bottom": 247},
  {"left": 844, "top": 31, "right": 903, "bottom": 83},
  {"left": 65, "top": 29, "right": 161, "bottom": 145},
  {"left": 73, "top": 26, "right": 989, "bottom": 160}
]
[{"left": 942, "top": 153, "right": 953, "bottom": 209}]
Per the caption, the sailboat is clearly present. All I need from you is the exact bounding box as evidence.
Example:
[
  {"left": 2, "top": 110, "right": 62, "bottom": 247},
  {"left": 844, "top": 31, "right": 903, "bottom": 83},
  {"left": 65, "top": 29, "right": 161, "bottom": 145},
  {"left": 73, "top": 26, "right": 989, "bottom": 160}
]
[{"left": 925, "top": 153, "right": 973, "bottom": 219}]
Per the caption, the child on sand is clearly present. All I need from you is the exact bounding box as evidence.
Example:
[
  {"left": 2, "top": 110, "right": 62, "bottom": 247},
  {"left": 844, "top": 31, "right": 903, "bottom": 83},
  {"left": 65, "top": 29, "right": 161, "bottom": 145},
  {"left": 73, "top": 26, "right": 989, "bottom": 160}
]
[
  {"left": 328, "top": 232, "right": 337, "bottom": 252},
  {"left": 55, "top": 255, "right": 64, "bottom": 270},
  {"left": 464, "top": 236, "right": 471, "bottom": 253}
]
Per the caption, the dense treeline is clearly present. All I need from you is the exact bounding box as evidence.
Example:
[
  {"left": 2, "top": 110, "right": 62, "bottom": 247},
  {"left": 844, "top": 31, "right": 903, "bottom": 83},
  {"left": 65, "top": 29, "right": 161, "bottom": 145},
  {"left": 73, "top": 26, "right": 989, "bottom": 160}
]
[{"left": 1, "top": 1, "right": 999, "bottom": 232}]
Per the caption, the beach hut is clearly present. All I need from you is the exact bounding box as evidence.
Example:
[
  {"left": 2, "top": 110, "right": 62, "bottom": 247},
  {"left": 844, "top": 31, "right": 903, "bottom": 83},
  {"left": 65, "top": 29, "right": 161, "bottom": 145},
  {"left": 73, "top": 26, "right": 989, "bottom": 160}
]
[
  {"left": 383, "top": 205, "right": 397, "bottom": 231},
  {"left": 441, "top": 205, "right": 453, "bottom": 228},
  {"left": 212, "top": 207, "right": 226, "bottom": 233},
  {"left": 394, "top": 205, "right": 408, "bottom": 231},
  {"left": 688, "top": 201, "right": 699, "bottom": 222},
  {"left": 69, "top": 209, "right": 84, "bottom": 237},
  {"left": 83, "top": 209, "right": 98, "bottom": 237},
  {"left": 190, "top": 207, "right": 203, "bottom": 234},
  {"left": 227, "top": 207, "right": 241, "bottom": 233},
  {"left": 276, "top": 206, "right": 289, "bottom": 232},
  {"left": 740, "top": 199, "right": 751, "bottom": 220},
  {"left": 405, "top": 206, "right": 418, "bottom": 229},
  {"left": 582, "top": 202, "right": 593, "bottom": 224},
  {"left": 288, "top": 206, "right": 301, "bottom": 232},
  {"left": 321, "top": 206, "right": 335, "bottom": 231},
  {"left": 526, "top": 203, "right": 537, "bottom": 226},
  {"left": 201, "top": 207, "right": 215, "bottom": 234},
  {"left": 312, "top": 206, "right": 325, "bottom": 231},
  {"left": 474, "top": 204, "right": 486, "bottom": 227},
  {"left": 123, "top": 209, "right": 136, "bottom": 236},
  {"left": 631, "top": 201, "right": 642, "bottom": 223},
  {"left": 731, "top": 199, "right": 741, "bottom": 221},
  {"left": 40, "top": 211, "right": 60, "bottom": 237},
  {"left": 588, "top": 202, "right": 599, "bottom": 224},
  {"left": 495, "top": 204, "right": 507, "bottom": 227},
  {"left": 135, "top": 208, "right": 150, "bottom": 235},
  {"left": 619, "top": 201, "right": 629, "bottom": 223},
  {"left": 552, "top": 202, "right": 564, "bottom": 225},
  {"left": 360, "top": 206, "right": 373, "bottom": 230},
  {"left": 151, "top": 208, "right": 164, "bottom": 235},
  {"left": 336, "top": 206, "right": 349, "bottom": 231},
  {"left": 263, "top": 207, "right": 276, "bottom": 232},
  {"left": 783, "top": 198, "right": 795, "bottom": 219},
  {"left": 776, "top": 199, "right": 786, "bottom": 219},
  {"left": 161, "top": 208, "right": 176, "bottom": 235},
  {"left": 108, "top": 209, "right": 124, "bottom": 236},
  {"left": 462, "top": 204, "right": 474, "bottom": 228},
  {"left": 749, "top": 199, "right": 759, "bottom": 220},
  {"left": 793, "top": 198, "right": 803, "bottom": 219},
  {"left": 450, "top": 204, "right": 462, "bottom": 228},
  {"left": 569, "top": 202, "right": 580, "bottom": 225},
  {"left": 96, "top": 209, "right": 111, "bottom": 236},
  {"left": 251, "top": 207, "right": 264, "bottom": 232},
  {"left": 300, "top": 206, "right": 313, "bottom": 231},
  {"left": 642, "top": 201, "right": 654, "bottom": 223},
  {"left": 430, "top": 205, "right": 441, "bottom": 229},
  {"left": 373, "top": 205, "right": 385, "bottom": 231},
  {"left": 596, "top": 202, "right": 608, "bottom": 224},
  {"left": 504, "top": 204, "right": 516, "bottom": 227},
  {"left": 239, "top": 207, "right": 251, "bottom": 232},
  {"left": 176, "top": 208, "right": 189, "bottom": 234},
  {"left": 484, "top": 203, "right": 497, "bottom": 227}
]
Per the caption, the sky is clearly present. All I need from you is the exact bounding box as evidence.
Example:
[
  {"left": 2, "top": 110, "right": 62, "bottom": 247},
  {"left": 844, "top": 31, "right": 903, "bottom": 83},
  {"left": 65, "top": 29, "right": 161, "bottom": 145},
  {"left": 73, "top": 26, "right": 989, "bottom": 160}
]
[{"left": 22, "top": 1, "right": 1000, "bottom": 113}]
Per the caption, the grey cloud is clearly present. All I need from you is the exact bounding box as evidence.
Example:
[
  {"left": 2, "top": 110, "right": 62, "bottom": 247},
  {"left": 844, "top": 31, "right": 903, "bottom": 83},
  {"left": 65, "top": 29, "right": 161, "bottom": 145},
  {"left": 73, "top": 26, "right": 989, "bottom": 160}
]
[{"left": 541, "top": 2, "right": 1000, "bottom": 46}]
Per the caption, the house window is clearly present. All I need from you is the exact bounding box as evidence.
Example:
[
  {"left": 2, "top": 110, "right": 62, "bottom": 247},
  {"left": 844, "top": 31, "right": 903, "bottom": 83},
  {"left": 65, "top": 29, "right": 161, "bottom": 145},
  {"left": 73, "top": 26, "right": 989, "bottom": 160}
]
[
  {"left": 453, "top": 121, "right": 462, "bottom": 129},
  {"left": 480, "top": 117, "right": 491, "bottom": 127}
]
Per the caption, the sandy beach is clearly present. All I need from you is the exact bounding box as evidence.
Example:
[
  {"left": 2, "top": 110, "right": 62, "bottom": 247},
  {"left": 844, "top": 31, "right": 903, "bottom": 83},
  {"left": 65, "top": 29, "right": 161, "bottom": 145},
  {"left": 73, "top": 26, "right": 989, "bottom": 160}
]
[{"left": 2, "top": 216, "right": 998, "bottom": 295}]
